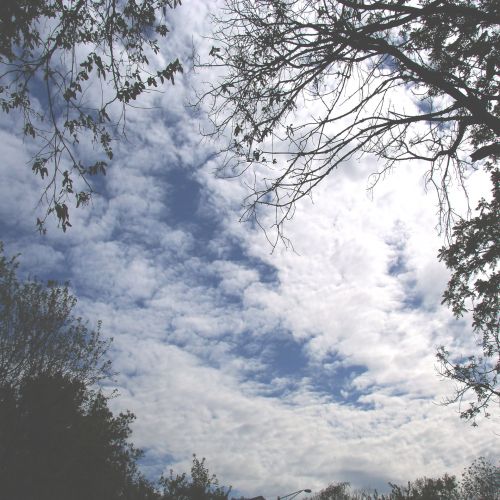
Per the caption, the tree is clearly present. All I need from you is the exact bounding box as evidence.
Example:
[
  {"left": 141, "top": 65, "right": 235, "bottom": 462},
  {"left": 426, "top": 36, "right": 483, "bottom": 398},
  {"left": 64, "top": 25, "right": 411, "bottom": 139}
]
[
  {"left": 437, "top": 166, "right": 499, "bottom": 423},
  {"left": 388, "top": 475, "right": 459, "bottom": 500},
  {"left": 460, "top": 457, "right": 499, "bottom": 500},
  {"left": 0, "top": 371, "right": 159, "bottom": 500},
  {"left": 203, "top": 0, "right": 498, "bottom": 233},
  {"left": 202, "top": 0, "right": 499, "bottom": 421},
  {"left": 0, "top": 0, "right": 183, "bottom": 232},
  {"left": 307, "top": 460, "right": 499, "bottom": 500},
  {"left": 0, "top": 242, "right": 112, "bottom": 386},
  {"left": 160, "top": 455, "right": 232, "bottom": 500},
  {"left": 312, "top": 482, "right": 355, "bottom": 500},
  {"left": 0, "top": 243, "right": 159, "bottom": 498}
]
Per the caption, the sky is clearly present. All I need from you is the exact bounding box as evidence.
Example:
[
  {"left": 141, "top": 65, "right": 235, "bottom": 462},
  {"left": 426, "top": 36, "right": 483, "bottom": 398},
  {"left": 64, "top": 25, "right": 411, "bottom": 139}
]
[{"left": 0, "top": 1, "right": 498, "bottom": 497}]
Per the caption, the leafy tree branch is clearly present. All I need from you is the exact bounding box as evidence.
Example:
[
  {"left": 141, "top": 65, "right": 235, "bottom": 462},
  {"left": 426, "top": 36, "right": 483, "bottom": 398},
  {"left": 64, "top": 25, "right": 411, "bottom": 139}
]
[{"left": 0, "top": 0, "right": 183, "bottom": 232}]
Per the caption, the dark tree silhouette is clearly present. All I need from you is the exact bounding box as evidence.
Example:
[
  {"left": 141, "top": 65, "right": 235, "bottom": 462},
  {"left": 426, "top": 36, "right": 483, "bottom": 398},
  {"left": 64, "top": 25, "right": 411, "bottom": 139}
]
[
  {"left": 310, "top": 481, "right": 353, "bottom": 500},
  {"left": 388, "top": 475, "right": 459, "bottom": 500},
  {"left": 0, "top": 243, "right": 233, "bottom": 500},
  {"left": 0, "top": 0, "right": 183, "bottom": 232},
  {"left": 0, "top": 372, "right": 159, "bottom": 500}
]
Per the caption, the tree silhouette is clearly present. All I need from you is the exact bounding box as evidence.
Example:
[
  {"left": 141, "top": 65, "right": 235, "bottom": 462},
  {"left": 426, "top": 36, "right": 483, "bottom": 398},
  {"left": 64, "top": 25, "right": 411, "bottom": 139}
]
[
  {"left": 437, "top": 166, "right": 499, "bottom": 423},
  {"left": 0, "top": 372, "right": 158, "bottom": 500}
]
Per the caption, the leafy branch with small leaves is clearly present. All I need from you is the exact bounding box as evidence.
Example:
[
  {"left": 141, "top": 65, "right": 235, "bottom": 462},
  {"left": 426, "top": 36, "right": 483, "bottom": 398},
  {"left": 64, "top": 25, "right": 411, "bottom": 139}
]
[
  {"left": 0, "top": 0, "right": 183, "bottom": 232},
  {"left": 437, "top": 165, "right": 499, "bottom": 423}
]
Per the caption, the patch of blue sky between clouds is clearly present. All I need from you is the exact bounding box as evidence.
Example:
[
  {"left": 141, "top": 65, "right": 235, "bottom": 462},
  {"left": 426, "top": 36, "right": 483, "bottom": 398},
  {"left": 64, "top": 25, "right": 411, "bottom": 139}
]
[
  {"left": 386, "top": 229, "right": 438, "bottom": 313},
  {"left": 163, "top": 165, "right": 277, "bottom": 286},
  {"left": 230, "top": 331, "right": 372, "bottom": 408}
]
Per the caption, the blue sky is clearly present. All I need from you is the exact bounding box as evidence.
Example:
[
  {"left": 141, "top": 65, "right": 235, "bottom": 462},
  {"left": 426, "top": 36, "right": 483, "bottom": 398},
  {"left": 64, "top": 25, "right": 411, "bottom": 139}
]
[{"left": 0, "top": 1, "right": 498, "bottom": 497}]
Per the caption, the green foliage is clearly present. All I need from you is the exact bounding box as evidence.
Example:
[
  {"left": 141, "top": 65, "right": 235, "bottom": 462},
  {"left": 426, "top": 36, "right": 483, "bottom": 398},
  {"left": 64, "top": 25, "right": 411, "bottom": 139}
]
[
  {"left": 0, "top": 0, "right": 183, "bottom": 232},
  {"left": 439, "top": 166, "right": 499, "bottom": 338},
  {"left": 0, "top": 242, "right": 160, "bottom": 498},
  {"left": 160, "top": 455, "right": 232, "bottom": 500},
  {"left": 0, "top": 371, "right": 159, "bottom": 500},
  {"left": 0, "top": 242, "right": 112, "bottom": 386},
  {"left": 0, "top": 242, "right": 236, "bottom": 499},
  {"left": 385, "top": 461, "right": 500, "bottom": 500},
  {"left": 311, "top": 481, "right": 392, "bottom": 500},
  {"left": 437, "top": 166, "right": 499, "bottom": 422}
]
